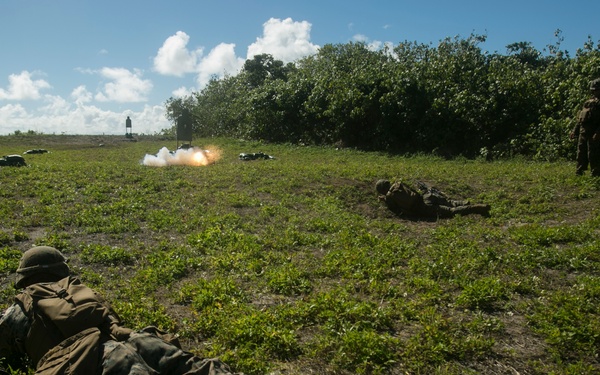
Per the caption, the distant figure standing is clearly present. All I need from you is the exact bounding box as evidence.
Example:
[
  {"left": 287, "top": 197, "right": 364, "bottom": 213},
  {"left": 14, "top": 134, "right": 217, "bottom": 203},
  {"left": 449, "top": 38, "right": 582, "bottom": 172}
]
[
  {"left": 376, "top": 179, "right": 490, "bottom": 219},
  {"left": 125, "top": 116, "right": 133, "bottom": 138},
  {"left": 570, "top": 78, "right": 600, "bottom": 176}
]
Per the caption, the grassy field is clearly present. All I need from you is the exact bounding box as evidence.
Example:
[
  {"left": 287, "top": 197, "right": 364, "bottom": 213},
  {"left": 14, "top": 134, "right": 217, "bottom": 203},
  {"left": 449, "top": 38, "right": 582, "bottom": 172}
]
[{"left": 1, "top": 134, "right": 599, "bottom": 374}]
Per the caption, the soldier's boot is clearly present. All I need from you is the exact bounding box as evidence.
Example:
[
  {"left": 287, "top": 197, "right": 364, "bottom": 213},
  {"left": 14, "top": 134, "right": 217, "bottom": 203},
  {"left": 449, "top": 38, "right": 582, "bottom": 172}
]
[
  {"left": 451, "top": 204, "right": 490, "bottom": 217},
  {"left": 468, "top": 204, "right": 491, "bottom": 217},
  {"left": 591, "top": 161, "right": 599, "bottom": 177}
]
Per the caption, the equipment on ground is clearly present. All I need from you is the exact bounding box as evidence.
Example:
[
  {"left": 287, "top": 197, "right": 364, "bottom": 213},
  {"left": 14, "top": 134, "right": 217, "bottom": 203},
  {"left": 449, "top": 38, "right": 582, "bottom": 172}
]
[{"left": 0, "top": 155, "right": 26, "bottom": 166}]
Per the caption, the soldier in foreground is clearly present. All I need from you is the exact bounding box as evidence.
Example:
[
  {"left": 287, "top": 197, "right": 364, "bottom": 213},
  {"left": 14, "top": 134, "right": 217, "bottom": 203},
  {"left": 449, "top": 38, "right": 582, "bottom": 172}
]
[
  {"left": 0, "top": 246, "right": 240, "bottom": 375},
  {"left": 376, "top": 179, "right": 491, "bottom": 219},
  {"left": 570, "top": 78, "right": 600, "bottom": 176}
]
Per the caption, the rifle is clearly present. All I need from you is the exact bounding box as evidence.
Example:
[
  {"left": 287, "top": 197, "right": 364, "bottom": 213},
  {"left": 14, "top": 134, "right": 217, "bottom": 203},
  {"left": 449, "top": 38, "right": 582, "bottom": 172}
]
[{"left": 416, "top": 181, "right": 447, "bottom": 199}]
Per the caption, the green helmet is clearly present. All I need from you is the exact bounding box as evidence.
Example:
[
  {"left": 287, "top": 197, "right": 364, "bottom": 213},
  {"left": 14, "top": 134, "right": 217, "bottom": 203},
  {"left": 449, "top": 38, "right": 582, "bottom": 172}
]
[
  {"left": 16, "top": 246, "right": 70, "bottom": 288},
  {"left": 590, "top": 78, "right": 600, "bottom": 91},
  {"left": 376, "top": 179, "right": 391, "bottom": 195}
]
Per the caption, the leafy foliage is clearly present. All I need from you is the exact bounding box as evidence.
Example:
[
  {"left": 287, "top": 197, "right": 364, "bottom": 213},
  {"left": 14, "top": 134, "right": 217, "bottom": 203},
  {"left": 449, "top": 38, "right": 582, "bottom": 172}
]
[{"left": 167, "top": 34, "right": 600, "bottom": 159}]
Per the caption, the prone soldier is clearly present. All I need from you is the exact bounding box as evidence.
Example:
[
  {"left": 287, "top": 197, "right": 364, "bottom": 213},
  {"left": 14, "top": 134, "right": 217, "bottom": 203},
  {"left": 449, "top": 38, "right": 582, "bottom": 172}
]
[
  {"left": 0, "top": 246, "right": 240, "bottom": 375},
  {"left": 376, "top": 179, "right": 490, "bottom": 219}
]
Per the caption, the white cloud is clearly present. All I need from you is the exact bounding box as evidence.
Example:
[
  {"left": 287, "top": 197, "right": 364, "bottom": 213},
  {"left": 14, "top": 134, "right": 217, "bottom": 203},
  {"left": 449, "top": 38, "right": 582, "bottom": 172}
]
[
  {"left": 94, "top": 68, "right": 153, "bottom": 103},
  {"left": 0, "top": 99, "right": 170, "bottom": 135},
  {"left": 247, "top": 17, "right": 319, "bottom": 63},
  {"left": 71, "top": 85, "right": 93, "bottom": 104},
  {"left": 197, "top": 43, "right": 245, "bottom": 88},
  {"left": 39, "top": 95, "right": 71, "bottom": 115},
  {"left": 352, "top": 34, "right": 394, "bottom": 52},
  {"left": 152, "top": 32, "right": 244, "bottom": 89},
  {"left": 153, "top": 31, "right": 203, "bottom": 76},
  {"left": 0, "top": 103, "right": 28, "bottom": 120},
  {"left": 353, "top": 34, "right": 369, "bottom": 43},
  {"left": 153, "top": 18, "right": 319, "bottom": 90},
  {"left": 368, "top": 40, "right": 384, "bottom": 51},
  {"left": 0, "top": 71, "right": 52, "bottom": 100},
  {"left": 382, "top": 41, "right": 395, "bottom": 53},
  {"left": 172, "top": 86, "right": 194, "bottom": 98}
]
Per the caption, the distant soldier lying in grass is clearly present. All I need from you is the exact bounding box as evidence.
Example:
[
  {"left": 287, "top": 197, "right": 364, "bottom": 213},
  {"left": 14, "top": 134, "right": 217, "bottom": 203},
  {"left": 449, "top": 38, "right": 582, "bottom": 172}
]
[{"left": 376, "top": 179, "right": 490, "bottom": 219}]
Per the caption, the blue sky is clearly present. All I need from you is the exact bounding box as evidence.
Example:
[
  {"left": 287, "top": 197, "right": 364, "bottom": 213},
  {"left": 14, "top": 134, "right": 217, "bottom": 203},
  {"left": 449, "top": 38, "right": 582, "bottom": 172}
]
[{"left": 1, "top": 0, "right": 598, "bottom": 136}]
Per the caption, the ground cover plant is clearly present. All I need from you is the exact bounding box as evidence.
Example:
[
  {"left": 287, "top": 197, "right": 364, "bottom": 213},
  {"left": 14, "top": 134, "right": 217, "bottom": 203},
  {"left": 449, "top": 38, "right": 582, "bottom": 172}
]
[{"left": 1, "top": 134, "right": 599, "bottom": 374}]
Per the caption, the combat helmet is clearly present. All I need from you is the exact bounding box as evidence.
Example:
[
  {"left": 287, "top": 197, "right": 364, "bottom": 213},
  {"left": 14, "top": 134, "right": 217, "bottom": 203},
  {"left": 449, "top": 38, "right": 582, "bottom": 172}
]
[
  {"left": 590, "top": 78, "right": 600, "bottom": 91},
  {"left": 15, "top": 246, "right": 70, "bottom": 288},
  {"left": 376, "top": 179, "right": 392, "bottom": 195}
]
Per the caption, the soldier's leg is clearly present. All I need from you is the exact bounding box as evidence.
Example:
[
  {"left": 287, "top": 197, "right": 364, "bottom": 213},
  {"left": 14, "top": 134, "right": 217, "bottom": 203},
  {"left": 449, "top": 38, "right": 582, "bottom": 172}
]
[
  {"left": 450, "top": 204, "right": 490, "bottom": 217},
  {"left": 424, "top": 192, "right": 469, "bottom": 207},
  {"left": 589, "top": 139, "right": 600, "bottom": 177},
  {"left": 449, "top": 199, "right": 470, "bottom": 207},
  {"left": 432, "top": 205, "right": 455, "bottom": 218},
  {"left": 126, "top": 331, "right": 236, "bottom": 375},
  {"left": 423, "top": 194, "right": 452, "bottom": 207},
  {"left": 102, "top": 340, "right": 158, "bottom": 375}
]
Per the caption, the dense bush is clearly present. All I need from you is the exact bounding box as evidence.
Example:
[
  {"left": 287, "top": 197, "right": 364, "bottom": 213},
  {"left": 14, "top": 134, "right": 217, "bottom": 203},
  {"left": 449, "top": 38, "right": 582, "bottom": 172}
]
[{"left": 166, "top": 33, "right": 600, "bottom": 159}]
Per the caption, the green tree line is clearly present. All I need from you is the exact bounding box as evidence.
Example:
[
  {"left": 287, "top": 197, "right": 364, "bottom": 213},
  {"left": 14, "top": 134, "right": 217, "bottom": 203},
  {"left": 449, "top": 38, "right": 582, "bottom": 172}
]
[{"left": 165, "top": 32, "right": 600, "bottom": 160}]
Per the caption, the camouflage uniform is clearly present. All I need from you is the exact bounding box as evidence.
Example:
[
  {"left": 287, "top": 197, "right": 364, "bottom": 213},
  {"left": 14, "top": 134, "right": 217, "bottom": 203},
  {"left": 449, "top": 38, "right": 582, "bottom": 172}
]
[
  {"left": 376, "top": 180, "right": 490, "bottom": 219},
  {"left": 572, "top": 78, "right": 600, "bottom": 176},
  {"left": 0, "top": 304, "right": 233, "bottom": 375},
  {"left": 0, "top": 247, "right": 239, "bottom": 375}
]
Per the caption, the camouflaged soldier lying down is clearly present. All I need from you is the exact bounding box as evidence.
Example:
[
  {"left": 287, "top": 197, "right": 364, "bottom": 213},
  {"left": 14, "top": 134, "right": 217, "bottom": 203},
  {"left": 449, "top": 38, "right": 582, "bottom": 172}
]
[
  {"left": 376, "top": 179, "right": 491, "bottom": 219},
  {"left": 0, "top": 246, "right": 240, "bottom": 375}
]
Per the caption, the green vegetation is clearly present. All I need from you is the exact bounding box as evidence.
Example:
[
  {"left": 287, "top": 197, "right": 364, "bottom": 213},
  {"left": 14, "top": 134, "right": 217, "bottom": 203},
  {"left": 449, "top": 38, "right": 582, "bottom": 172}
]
[
  {"left": 165, "top": 33, "right": 600, "bottom": 160},
  {"left": 1, "top": 135, "right": 599, "bottom": 374}
]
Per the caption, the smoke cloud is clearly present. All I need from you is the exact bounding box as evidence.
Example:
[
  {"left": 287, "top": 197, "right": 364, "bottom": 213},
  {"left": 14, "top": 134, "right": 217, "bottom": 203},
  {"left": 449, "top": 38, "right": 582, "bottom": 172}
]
[{"left": 142, "top": 146, "right": 221, "bottom": 167}]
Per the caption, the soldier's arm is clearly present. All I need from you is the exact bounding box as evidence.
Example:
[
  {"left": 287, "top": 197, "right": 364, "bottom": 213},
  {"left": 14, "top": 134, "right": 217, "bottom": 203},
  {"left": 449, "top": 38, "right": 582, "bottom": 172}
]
[
  {"left": 0, "top": 306, "right": 31, "bottom": 373},
  {"left": 571, "top": 107, "right": 584, "bottom": 139},
  {"left": 594, "top": 101, "right": 600, "bottom": 140},
  {"left": 106, "top": 313, "right": 134, "bottom": 341},
  {"left": 89, "top": 288, "right": 134, "bottom": 341},
  {"left": 0, "top": 309, "right": 14, "bottom": 358},
  {"left": 570, "top": 121, "right": 580, "bottom": 139}
]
